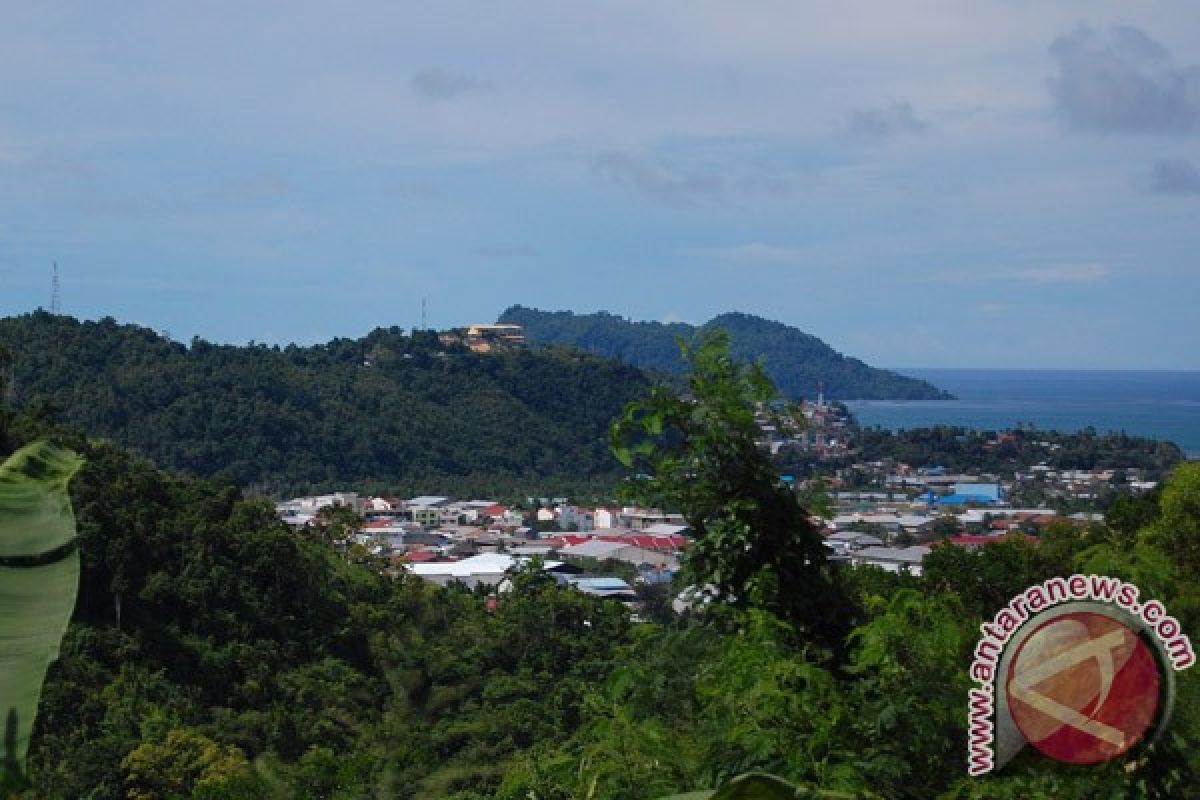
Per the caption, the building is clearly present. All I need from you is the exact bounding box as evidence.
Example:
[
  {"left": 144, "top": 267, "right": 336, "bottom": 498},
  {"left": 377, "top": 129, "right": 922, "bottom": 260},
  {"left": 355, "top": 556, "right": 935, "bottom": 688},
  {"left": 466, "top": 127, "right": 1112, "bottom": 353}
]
[
  {"left": 563, "top": 576, "right": 638, "bottom": 603},
  {"left": 559, "top": 537, "right": 679, "bottom": 569},
  {"left": 406, "top": 553, "right": 569, "bottom": 588},
  {"left": 850, "top": 545, "right": 931, "bottom": 576},
  {"left": 464, "top": 323, "right": 525, "bottom": 352},
  {"left": 616, "top": 508, "right": 687, "bottom": 530},
  {"left": 824, "top": 531, "right": 885, "bottom": 555}
]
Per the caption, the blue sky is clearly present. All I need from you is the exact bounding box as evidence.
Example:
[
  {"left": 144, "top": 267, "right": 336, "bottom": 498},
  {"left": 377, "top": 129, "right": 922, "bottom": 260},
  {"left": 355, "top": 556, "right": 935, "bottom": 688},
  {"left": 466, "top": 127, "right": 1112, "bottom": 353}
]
[{"left": 1, "top": 2, "right": 1198, "bottom": 368}]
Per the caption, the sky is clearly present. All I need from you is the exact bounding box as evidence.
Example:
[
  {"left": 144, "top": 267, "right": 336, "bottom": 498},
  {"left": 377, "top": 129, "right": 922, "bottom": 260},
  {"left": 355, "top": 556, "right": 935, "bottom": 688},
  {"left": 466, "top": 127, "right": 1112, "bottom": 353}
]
[{"left": 1, "top": 2, "right": 1198, "bottom": 369}]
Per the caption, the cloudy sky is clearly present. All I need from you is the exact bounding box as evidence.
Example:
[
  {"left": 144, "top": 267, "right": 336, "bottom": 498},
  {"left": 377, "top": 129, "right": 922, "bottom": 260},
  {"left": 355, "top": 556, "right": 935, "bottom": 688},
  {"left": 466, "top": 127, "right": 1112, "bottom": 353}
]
[{"left": 2, "top": 2, "right": 1198, "bottom": 368}]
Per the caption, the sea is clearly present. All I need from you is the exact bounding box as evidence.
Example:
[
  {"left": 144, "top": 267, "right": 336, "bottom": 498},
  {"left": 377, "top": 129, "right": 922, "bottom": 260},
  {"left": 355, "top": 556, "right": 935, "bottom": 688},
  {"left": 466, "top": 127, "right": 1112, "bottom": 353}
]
[{"left": 846, "top": 369, "right": 1200, "bottom": 459}]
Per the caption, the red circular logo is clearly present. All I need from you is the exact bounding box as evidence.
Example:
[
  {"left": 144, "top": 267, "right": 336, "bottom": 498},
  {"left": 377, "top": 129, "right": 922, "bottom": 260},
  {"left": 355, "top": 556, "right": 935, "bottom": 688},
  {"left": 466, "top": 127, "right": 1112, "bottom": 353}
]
[{"left": 1006, "top": 611, "right": 1161, "bottom": 764}]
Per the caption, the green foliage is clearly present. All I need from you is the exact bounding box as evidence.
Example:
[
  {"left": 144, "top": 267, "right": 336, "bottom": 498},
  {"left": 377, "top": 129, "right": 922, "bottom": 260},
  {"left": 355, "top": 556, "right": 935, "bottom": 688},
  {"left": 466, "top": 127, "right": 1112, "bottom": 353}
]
[
  {"left": 0, "top": 441, "right": 83, "bottom": 785},
  {"left": 921, "top": 534, "right": 1073, "bottom": 618},
  {"left": 0, "top": 409, "right": 404, "bottom": 798},
  {"left": 0, "top": 344, "right": 12, "bottom": 402},
  {"left": 5, "top": 324, "right": 1200, "bottom": 799},
  {"left": 499, "top": 306, "right": 950, "bottom": 401},
  {"left": 1105, "top": 488, "right": 1162, "bottom": 540},
  {"left": 122, "top": 727, "right": 261, "bottom": 800},
  {"left": 661, "top": 771, "right": 873, "bottom": 799},
  {"left": 1142, "top": 462, "right": 1200, "bottom": 579},
  {"left": 0, "top": 312, "right": 650, "bottom": 496},
  {"left": 610, "top": 329, "right": 850, "bottom": 644},
  {"left": 842, "top": 590, "right": 974, "bottom": 793},
  {"left": 852, "top": 425, "right": 1183, "bottom": 476}
]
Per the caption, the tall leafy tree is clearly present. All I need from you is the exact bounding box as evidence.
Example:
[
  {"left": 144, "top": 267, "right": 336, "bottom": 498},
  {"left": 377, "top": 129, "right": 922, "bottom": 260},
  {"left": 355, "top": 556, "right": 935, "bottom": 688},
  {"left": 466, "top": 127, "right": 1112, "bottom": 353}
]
[{"left": 610, "top": 329, "right": 851, "bottom": 647}]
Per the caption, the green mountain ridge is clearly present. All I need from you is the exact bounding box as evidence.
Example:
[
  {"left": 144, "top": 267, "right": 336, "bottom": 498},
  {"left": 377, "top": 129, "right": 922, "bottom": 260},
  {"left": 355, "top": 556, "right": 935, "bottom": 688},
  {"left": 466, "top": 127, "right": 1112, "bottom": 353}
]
[
  {"left": 0, "top": 312, "right": 650, "bottom": 495},
  {"left": 497, "top": 306, "right": 952, "bottom": 401}
]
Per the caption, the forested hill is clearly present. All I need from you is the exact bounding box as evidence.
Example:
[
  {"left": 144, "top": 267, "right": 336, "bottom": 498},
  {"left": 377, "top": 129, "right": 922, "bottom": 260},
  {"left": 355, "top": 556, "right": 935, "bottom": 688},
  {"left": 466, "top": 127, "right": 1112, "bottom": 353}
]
[
  {"left": 0, "top": 312, "right": 650, "bottom": 494},
  {"left": 498, "top": 306, "right": 952, "bottom": 401}
]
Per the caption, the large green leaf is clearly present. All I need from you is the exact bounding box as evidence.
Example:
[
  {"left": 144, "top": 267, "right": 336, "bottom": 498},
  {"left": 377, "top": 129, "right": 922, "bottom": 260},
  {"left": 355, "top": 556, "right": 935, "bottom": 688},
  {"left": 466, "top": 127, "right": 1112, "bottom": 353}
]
[{"left": 0, "top": 441, "right": 83, "bottom": 784}]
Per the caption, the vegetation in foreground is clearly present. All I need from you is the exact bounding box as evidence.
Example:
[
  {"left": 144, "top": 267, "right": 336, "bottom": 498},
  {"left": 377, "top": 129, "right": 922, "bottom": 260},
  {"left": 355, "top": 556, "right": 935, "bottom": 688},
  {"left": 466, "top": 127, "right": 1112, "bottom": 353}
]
[{"left": 1, "top": 335, "right": 1199, "bottom": 798}]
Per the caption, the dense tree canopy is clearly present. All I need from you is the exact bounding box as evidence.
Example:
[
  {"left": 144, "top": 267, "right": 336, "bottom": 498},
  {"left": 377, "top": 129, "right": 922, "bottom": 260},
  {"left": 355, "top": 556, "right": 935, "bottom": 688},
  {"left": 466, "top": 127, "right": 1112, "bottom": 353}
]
[
  {"left": 499, "top": 306, "right": 951, "bottom": 401},
  {"left": 0, "top": 313, "right": 650, "bottom": 497},
  {"left": 850, "top": 424, "right": 1184, "bottom": 475}
]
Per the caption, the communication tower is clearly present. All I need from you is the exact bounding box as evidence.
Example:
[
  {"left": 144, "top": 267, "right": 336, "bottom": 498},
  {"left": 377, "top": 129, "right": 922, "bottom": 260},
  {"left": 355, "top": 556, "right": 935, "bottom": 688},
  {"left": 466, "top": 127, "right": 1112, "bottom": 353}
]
[{"left": 51, "top": 262, "right": 61, "bottom": 314}]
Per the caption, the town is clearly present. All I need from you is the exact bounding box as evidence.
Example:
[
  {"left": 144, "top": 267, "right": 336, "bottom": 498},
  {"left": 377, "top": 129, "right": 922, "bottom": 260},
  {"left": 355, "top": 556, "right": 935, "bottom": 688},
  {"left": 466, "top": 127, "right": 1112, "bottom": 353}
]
[{"left": 275, "top": 457, "right": 1159, "bottom": 601}]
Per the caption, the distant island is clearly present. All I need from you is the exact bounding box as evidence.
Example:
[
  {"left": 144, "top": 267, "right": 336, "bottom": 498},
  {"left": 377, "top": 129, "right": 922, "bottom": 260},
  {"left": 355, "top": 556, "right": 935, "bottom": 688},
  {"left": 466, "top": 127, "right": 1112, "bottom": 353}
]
[{"left": 498, "top": 306, "right": 953, "bottom": 401}]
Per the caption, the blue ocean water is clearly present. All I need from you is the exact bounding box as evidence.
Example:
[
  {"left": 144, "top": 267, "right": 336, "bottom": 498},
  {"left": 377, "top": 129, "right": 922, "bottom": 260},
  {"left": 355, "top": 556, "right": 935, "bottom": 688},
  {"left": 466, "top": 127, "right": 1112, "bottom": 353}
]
[{"left": 846, "top": 369, "right": 1200, "bottom": 458}]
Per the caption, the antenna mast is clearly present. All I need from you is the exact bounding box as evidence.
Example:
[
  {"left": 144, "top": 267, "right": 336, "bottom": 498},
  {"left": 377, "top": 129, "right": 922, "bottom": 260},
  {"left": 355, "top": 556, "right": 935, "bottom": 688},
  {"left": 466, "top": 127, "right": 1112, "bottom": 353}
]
[
  {"left": 421, "top": 297, "right": 427, "bottom": 330},
  {"left": 51, "top": 262, "right": 61, "bottom": 314}
]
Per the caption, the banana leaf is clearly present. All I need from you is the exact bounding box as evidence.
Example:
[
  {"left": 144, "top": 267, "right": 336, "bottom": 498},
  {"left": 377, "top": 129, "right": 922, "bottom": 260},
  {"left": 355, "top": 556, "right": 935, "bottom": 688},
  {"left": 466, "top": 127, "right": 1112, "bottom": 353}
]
[{"left": 0, "top": 441, "right": 83, "bottom": 784}]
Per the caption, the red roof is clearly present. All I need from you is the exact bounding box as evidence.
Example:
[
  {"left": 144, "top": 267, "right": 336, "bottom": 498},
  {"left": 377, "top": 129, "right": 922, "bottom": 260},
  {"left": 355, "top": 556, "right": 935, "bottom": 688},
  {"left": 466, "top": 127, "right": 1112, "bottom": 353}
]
[
  {"left": 949, "top": 534, "right": 999, "bottom": 545},
  {"left": 948, "top": 533, "right": 1038, "bottom": 546},
  {"left": 596, "top": 533, "right": 689, "bottom": 551},
  {"left": 401, "top": 550, "right": 441, "bottom": 563},
  {"left": 483, "top": 504, "right": 507, "bottom": 516},
  {"left": 537, "top": 532, "right": 688, "bottom": 551}
]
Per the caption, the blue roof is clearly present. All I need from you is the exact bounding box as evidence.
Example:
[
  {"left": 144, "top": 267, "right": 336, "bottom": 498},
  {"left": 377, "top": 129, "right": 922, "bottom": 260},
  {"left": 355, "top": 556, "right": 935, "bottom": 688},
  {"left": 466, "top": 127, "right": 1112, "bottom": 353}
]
[{"left": 955, "top": 483, "right": 1001, "bottom": 501}]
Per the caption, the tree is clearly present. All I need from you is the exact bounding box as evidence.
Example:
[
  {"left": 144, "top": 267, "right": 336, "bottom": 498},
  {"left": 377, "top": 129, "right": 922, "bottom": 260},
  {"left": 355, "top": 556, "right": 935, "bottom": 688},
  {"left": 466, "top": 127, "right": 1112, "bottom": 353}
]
[
  {"left": 1142, "top": 463, "right": 1200, "bottom": 579},
  {"left": 121, "top": 728, "right": 261, "bottom": 800},
  {"left": 0, "top": 344, "right": 12, "bottom": 403},
  {"left": 610, "top": 329, "right": 850, "bottom": 647},
  {"left": 311, "top": 504, "right": 363, "bottom": 549},
  {"left": 797, "top": 475, "right": 833, "bottom": 522},
  {"left": 932, "top": 515, "right": 959, "bottom": 539}
]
